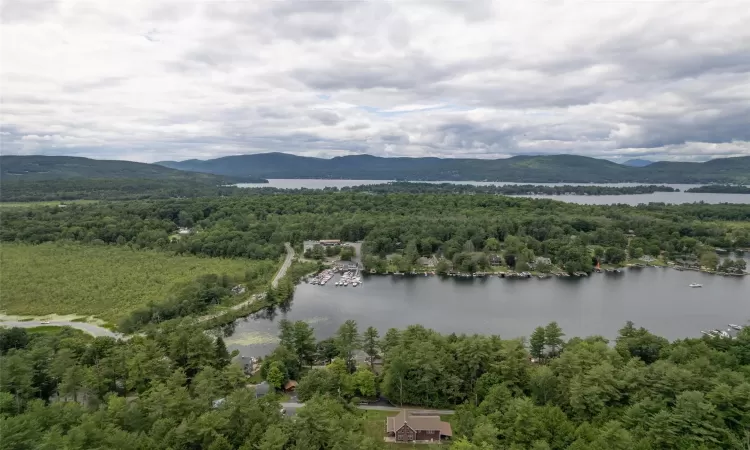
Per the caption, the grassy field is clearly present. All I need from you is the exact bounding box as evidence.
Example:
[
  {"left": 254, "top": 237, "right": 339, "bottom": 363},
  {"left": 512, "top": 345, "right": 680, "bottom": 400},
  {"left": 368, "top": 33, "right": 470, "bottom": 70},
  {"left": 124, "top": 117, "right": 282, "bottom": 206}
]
[{"left": 0, "top": 243, "right": 276, "bottom": 322}]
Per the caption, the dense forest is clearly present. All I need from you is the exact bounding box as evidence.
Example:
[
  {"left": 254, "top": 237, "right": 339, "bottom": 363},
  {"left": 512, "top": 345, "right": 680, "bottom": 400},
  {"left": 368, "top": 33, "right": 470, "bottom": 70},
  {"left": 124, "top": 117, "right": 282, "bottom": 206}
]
[
  {"left": 3, "top": 318, "right": 749, "bottom": 449},
  {"left": 158, "top": 152, "right": 750, "bottom": 184},
  {"left": 276, "top": 319, "right": 750, "bottom": 449},
  {"left": 686, "top": 185, "right": 750, "bottom": 194},
  {"left": 340, "top": 182, "right": 678, "bottom": 196},
  {"left": 1, "top": 193, "right": 748, "bottom": 275},
  {"left": 2, "top": 193, "right": 749, "bottom": 275},
  {"left": 0, "top": 325, "right": 382, "bottom": 450}
]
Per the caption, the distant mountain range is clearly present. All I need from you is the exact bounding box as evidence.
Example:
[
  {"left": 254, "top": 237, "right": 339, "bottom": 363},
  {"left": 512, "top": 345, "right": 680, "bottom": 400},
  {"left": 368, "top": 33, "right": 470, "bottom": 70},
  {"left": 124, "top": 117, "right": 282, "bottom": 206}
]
[
  {"left": 157, "top": 152, "right": 750, "bottom": 184},
  {"left": 0, "top": 155, "right": 266, "bottom": 183},
  {"left": 622, "top": 159, "right": 654, "bottom": 167}
]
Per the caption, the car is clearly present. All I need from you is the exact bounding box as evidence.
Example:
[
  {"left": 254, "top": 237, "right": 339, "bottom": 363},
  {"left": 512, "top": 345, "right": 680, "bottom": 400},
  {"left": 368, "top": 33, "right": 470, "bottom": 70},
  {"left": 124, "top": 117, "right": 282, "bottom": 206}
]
[{"left": 40, "top": 321, "right": 51, "bottom": 325}]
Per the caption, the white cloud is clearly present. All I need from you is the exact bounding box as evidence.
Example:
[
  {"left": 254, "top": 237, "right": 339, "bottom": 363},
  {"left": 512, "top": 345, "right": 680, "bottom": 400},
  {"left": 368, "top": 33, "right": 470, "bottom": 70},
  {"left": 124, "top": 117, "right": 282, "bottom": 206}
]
[{"left": 1, "top": 0, "right": 749, "bottom": 162}]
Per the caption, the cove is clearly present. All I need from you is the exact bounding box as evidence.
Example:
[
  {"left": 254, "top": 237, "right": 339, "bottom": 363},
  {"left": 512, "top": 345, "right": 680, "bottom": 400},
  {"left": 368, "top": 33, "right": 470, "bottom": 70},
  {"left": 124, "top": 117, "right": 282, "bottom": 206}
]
[{"left": 225, "top": 265, "right": 750, "bottom": 357}]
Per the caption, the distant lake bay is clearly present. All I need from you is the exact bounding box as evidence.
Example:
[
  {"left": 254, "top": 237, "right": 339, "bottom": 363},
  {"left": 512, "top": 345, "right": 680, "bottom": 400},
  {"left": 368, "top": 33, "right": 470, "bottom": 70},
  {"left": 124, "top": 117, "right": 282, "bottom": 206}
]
[{"left": 237, "top": 179, "right": 750, "bottom": 205}]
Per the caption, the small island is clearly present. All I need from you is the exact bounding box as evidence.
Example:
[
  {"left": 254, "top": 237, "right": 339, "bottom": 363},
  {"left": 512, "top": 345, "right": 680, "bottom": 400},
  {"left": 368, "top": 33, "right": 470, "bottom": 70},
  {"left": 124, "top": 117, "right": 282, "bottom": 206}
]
[
  {"left": 685, "top": 184, "right": 750, "bottom": 194},
  {"left": 341, "top": 182, "right": 678, "bottom": 196}
]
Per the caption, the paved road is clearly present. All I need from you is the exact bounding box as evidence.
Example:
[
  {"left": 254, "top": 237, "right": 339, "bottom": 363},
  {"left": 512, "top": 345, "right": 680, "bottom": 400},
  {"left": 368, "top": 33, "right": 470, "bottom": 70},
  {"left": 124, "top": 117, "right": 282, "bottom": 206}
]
[
  {"left": 199, "top": 243, "right": 295, "bottom": 322},
  {"left": 280, "top": 401, "right": 454, "bottom": 415},
  {"left": 272, "top": 243, "right": 295, "bottom": 288}
]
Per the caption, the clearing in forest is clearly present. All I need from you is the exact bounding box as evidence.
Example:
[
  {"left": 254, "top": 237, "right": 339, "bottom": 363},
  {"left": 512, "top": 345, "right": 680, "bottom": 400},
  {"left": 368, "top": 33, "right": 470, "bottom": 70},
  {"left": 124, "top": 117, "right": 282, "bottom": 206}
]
[{"left": 0, "top": 243, "right": 276, "bottom": 322}]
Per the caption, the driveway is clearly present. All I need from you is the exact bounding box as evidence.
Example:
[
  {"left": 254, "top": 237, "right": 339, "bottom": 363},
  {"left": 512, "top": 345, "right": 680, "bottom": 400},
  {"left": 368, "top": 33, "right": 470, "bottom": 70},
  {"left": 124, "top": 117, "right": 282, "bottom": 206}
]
[{"left": 279, "top": 401, "right": 454, "bottom": 416}]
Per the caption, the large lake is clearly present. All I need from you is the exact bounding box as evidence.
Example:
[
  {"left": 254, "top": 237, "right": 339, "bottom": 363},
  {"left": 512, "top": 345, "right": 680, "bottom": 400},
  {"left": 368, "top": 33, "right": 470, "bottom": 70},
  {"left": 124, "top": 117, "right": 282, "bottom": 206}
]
[
  {"left": 237, "top": 179, "right": 750, "bottom": 205},
  {"left": 226, "top": 262, "right": 750, "bottom": 357}
]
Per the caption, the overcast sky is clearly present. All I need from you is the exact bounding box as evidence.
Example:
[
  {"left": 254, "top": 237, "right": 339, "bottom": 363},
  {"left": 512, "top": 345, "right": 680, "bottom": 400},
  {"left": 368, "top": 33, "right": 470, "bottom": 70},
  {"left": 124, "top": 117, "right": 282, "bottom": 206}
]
[{"left": 2, "top": 0, "right": 749, "bottom": 163}]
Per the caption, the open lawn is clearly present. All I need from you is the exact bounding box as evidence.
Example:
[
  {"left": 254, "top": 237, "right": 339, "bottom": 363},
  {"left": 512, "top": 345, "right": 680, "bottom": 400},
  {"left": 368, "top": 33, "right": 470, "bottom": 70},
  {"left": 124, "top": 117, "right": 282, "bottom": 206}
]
[{"left": 0, "top": 243, "right": 276, "bottom": 322}]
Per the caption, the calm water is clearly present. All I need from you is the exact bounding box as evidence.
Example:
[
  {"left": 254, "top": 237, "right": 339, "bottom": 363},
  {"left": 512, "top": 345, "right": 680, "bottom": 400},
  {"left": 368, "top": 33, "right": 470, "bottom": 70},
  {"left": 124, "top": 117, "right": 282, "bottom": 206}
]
[
  {"left": 226, "top": 265, "right": 750, "bottom": 357},
  {"left": 237, "top": 180, "right": 750, "bottom": 205}
]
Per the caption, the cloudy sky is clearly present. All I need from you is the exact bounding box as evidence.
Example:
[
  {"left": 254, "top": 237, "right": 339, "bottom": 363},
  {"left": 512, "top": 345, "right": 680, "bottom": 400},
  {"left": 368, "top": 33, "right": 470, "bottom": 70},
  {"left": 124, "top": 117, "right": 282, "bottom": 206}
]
[{"left": 2, "top": 0, "right": 749, "bottom": 163}]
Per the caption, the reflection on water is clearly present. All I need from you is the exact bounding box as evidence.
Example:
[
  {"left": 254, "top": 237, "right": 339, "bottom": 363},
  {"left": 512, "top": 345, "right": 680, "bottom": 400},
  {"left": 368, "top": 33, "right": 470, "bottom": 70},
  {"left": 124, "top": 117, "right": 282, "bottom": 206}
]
[{"left": 225, "top": 263, "right": 750, "bottom": 358}]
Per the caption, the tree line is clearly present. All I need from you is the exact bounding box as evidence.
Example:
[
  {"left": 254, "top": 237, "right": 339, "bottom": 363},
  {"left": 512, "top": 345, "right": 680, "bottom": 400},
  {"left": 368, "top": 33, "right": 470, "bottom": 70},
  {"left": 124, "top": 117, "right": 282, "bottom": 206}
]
[
  {"left": 340, "top": 182, "right": 679, "bottom": 196},
  {"left": 263, "top": 319, "right": 750, "bottom": 449},
  {"left": 2, "top": 194, "right": 748, "bottom": 270},
  {"left": 685, "top": 184, "right": 750, "bottom": 194}
]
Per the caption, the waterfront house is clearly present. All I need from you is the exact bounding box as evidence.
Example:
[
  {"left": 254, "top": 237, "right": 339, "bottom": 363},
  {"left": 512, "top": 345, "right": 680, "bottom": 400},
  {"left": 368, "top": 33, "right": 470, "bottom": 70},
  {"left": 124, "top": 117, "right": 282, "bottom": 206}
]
[
  {"left": 534, "top": 256, "right": 552, "bottom": 266},
  {"left": 417, "top": 256, "right": 436, "bottom": 267},
  {"left": 231, "top": 354, "right": 255, "bottom": 375},
  {"left": 489, "top": 255, "right": 502, "bottom": 266},
  {"left": 250, "top": 381, "right": 270, "bottom": 398},
  {"left": 386, "top": 410, "right": 452, "bottom": 443}
]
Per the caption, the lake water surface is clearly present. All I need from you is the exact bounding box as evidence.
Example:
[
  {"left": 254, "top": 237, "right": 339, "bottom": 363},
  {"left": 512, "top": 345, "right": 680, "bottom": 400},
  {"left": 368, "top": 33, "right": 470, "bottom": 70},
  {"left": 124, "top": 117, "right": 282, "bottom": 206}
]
[
  {"left": 226, "top": 265, "right": 750, "bottom": 357},
  {"left": 237, "top": 179, "right": 750, "bottom": 205}
]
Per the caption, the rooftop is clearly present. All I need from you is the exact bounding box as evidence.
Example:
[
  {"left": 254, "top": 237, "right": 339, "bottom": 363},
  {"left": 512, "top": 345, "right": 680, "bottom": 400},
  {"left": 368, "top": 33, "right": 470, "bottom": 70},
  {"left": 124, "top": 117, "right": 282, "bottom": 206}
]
[{"left": 386, "top": 410, "right": 452, "bottom": 437}]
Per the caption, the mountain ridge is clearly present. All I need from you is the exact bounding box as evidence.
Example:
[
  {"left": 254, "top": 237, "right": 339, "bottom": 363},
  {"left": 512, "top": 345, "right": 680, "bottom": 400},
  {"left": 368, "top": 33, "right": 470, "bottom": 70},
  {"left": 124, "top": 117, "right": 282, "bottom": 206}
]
[
  {"left": 156, "top": 152, "right": 750, "bottom": 184},
  {"left": 1, "top": 155, "right": 266, "bottom": 183},
  {"left": 622, "top": 158, "right": 654, "bottom": 167}
]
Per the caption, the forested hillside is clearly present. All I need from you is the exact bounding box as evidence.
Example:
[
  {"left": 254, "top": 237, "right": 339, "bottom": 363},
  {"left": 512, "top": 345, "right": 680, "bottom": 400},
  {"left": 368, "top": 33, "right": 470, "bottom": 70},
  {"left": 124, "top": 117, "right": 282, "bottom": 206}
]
[
  {"left": 0, "top": 155, "right": 256, "bottom": 182},
  {"left": 158, "top": 152, "right": 750, "bottom": 183},
  {"left": 0, "top": 155, "right": 267, "bottom": 202}
]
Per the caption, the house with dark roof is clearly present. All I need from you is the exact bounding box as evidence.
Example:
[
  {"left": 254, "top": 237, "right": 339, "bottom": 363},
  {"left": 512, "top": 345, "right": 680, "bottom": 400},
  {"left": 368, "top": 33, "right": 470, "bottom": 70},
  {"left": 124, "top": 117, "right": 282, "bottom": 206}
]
[
  {"left": 251, "top": 381, "right": 270, "bottom": 398},
  {"left": 386, "top": 410, "right": 452, "bottom": 443}
]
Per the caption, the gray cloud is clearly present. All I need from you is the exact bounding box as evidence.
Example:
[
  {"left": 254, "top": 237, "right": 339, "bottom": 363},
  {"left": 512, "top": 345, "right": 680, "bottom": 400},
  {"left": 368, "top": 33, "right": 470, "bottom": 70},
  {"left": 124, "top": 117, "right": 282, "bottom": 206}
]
[{"left": 1, "top": 0, "right": 749, "bottom": 163}]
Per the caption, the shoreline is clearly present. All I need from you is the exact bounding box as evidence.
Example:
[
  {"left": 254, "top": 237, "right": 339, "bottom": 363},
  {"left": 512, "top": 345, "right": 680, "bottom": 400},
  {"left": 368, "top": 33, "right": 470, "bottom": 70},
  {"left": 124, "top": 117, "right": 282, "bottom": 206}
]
[{"left": 359, "top": 264, "right": 747, "bottom": 279}]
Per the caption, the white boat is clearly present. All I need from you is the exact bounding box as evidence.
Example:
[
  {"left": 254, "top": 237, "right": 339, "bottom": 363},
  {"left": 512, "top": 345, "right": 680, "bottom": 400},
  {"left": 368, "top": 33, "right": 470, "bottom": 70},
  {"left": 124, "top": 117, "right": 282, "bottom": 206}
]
[
  {"left": 700, "top": 330, "right": 715, "bottom": 337},
  {"left": 729, "top": 324, "right": 743, "bottom": 330},
  {"left": 352, "top": 282, "right": 358, "bottom": 287},
  {"left": 689, "top": 283, "right": 702, "bottom": 288}
]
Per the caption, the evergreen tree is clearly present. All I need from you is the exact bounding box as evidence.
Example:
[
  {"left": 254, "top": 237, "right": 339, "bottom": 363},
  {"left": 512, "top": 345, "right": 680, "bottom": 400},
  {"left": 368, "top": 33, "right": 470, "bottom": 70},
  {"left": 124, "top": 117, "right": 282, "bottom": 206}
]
[
  {"left": 362, "top": 326, "right": 380, "bottom": 370},
  {"left": 214, "top": 336, "right": 231, "bottom": 369},
  {"left": 529, "top": 326, "right": 546, "bottom": 360},
  {"left": 544, "top": 322, "right": 565, "bottom": 357}
]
